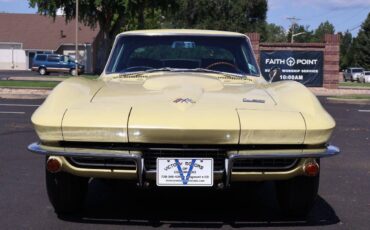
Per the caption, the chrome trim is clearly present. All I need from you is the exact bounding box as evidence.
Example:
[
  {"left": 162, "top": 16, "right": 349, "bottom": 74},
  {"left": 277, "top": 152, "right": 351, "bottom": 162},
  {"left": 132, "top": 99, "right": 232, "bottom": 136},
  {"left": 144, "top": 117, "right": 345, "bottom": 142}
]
[
  {"left": 28, "top": 142, "right": 143, "bottom": 186},
  {"left": 224, "top": 145, "right": 340, "bottom": 187},
  {"left": 228, "top": 145, "right": 340, "bottom": 159},
  {"left": 28, "top": 142, "right": 339, "bottom": 188},
  {"left": 119, "top": 32, "right": 246, "bottom": 38}
]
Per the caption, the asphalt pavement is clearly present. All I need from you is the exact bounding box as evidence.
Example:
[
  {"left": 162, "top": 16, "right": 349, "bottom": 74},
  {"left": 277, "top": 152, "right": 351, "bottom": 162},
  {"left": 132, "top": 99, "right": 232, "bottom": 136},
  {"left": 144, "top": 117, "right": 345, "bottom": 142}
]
[{"left": 0, "top": 98, "right": 369, "bottom": 229}]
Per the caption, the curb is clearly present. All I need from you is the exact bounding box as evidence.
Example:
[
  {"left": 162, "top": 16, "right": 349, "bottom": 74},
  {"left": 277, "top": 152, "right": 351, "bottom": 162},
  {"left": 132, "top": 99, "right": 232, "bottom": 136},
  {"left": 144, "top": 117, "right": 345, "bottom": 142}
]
[
  {"left": 0, "top": 88, "right": 50, "bottom": 99},
  {"left": 309, "top": 88, "right": 370, "bottom": 96},
  {"left": 339, "top": 86, "right": 370, "bottom": 90}
]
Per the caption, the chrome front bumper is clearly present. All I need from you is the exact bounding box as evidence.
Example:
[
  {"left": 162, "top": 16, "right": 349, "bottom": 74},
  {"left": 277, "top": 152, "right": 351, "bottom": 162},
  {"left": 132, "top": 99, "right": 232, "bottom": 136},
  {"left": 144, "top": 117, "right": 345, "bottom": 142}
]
[{"left": 28, "top": 142, "right": 340, "bottom": 187}]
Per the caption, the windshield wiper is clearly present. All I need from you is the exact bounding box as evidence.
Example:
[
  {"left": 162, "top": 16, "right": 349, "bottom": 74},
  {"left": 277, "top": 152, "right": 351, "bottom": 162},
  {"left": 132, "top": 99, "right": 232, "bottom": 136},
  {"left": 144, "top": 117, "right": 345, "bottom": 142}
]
[
  {"left": 114, "top": 67, "right": 249, "bottom": 79},
  {"left": 119, "top": 67, "right": 178, "bottom": 75},
  {"left": 110, "top": 67, "right": 177, "bottom": 79},
  {"left": 189, "top": 68, "right": 247, "bottom": 78}
]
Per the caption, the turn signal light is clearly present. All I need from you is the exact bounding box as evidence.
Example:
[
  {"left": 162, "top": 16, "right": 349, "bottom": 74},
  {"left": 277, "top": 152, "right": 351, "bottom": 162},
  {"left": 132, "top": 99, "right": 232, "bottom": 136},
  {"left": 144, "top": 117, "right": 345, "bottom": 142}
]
[
  {"left": 46, "top": 157, "right": 62, "bottom": 173},
  {"left": 303, "top": 162, "right": 319, "bottom": 177}
]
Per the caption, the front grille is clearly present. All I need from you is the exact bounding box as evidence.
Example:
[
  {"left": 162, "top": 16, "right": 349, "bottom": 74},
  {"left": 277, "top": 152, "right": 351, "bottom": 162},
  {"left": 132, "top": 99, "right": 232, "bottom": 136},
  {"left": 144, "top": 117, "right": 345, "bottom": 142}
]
[
  {"left": 143, "top": 150, "right": 226, "bottom": 171},
  {"left": 67, "top": 157, "right": 136, "bottom": 170},
  {"left": 232, "top": 158, "right": 298, "bottom": 172}
]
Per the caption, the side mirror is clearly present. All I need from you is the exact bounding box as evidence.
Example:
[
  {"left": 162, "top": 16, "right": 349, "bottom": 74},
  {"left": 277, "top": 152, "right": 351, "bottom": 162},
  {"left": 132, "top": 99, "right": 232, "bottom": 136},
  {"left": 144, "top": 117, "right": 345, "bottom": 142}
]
[{"left": 268, "top": 67, "right": 281, "bottom": 83}]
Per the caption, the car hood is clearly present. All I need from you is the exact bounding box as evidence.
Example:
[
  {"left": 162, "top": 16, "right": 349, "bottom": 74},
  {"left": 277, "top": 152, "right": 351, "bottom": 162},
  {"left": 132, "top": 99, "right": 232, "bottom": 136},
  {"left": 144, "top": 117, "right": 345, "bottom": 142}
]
[
  {"left": 33, "top": 73, "right": 335, "bottom": 145},
  {"left": 89, "top": 73, "right": 277, "bottom": 144}
]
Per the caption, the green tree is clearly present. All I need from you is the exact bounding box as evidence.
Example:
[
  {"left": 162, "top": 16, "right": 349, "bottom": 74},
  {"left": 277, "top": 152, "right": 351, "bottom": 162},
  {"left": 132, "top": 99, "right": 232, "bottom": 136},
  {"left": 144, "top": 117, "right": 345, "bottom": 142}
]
[
  {"left": 286, "top": 24, "right": 314, "bottom": 43},
  {"left": 354, "top": 12, "right": 370, "bottom": 69},
  {"left": 263, "top": 23, "right": 286, "bottom": 42},
  {"left": 167, "top": 0, "right": 267, "bottom": 33},
  {"left": 312, "top": 21, "right": 335, "bottom": 42},
  {"left": 28, "top": 0, "right": 176, "bottom": 73},
  {"left": 339, "top": 31, "right": 354, "bottom": 69}
]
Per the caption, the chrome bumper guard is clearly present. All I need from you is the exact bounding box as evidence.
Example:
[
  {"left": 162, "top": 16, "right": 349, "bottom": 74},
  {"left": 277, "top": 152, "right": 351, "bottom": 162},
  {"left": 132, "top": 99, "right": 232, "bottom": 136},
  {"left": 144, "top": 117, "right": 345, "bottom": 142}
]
[{"left": 28, "top": 143, "right": 340, "bottom": 187}]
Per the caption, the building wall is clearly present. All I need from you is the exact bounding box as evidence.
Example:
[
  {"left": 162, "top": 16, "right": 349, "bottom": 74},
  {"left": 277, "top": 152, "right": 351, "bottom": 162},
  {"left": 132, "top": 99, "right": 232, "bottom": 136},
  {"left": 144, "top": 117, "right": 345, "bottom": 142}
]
[
  {"left": 246, "top": 33, "right": 340, "bottom": 89},
  {"left": 0, "top": 49, "right": 27, "bottom": 70}
]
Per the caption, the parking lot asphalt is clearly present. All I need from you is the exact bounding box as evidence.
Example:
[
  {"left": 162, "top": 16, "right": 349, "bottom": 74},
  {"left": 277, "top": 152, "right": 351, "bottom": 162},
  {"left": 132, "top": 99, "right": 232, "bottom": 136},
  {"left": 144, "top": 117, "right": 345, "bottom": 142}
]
[{"left": 0, "top": 98, "right": 369, "bottom": 230}]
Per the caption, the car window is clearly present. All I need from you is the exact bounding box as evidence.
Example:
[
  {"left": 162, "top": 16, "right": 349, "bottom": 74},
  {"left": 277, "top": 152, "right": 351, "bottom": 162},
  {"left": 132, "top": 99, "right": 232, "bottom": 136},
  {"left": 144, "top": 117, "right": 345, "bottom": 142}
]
[
  {"left": 365, "top": 71, "right": 370, "bottom": 75},
  {"left": 47, "top": 55, "right": 60, "bottom": 62},
  {"left": 35, "top": 55, "right": 47, "bottom": 61},
  {"left": 61, "top": 56, "right": 70, "bottom": 62}
]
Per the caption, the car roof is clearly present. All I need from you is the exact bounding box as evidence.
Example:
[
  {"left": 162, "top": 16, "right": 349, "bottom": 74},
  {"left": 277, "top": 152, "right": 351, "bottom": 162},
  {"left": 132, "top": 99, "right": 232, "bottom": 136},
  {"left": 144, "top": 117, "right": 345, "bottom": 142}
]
[{"left": 118, "top": 29, "right": 246, "bottom": 37}]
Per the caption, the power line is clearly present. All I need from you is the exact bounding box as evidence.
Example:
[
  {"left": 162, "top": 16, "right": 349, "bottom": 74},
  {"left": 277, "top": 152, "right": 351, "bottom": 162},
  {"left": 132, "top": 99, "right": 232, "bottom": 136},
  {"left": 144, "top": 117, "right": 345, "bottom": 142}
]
[
  {"left": 334, "top": 7, "right": 370, "bottom": 26},
  {"left": 349, "top": 24, "right": 362, "bottom": 32},
  {"left": 287, "top": 17, "right": 303, "bottom": 43},
  {"left": 287, "top": 16, "right": 301, "bottom": 26},
  {"left": 286, "top": 16, "right": 301, "bottom": 33}
]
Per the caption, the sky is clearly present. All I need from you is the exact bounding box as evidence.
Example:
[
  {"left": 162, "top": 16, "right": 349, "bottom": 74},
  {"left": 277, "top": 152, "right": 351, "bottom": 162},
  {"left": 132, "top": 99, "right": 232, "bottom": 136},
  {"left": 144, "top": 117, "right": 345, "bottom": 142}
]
[
  {"left": 0, "top": 0, "right": 369, "bottom": 36},
  {"left": 267, "top": 0, "right": 370, "bottom": 35}
]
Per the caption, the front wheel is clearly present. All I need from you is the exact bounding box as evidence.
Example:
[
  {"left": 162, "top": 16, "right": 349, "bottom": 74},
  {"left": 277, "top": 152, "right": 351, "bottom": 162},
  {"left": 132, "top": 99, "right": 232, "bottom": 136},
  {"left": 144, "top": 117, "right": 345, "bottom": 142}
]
[
  {"left": 39, "top": 67, "right": 47, "bottom": 75},
  {"left": 46, "top": 162, "right": 89, "bottom": 214},
  {"left": 70, "top": 69, "right": 77, "bottom": 76},
  {"left": 275, "top": 174, "right": 319, "bottom": 218}
]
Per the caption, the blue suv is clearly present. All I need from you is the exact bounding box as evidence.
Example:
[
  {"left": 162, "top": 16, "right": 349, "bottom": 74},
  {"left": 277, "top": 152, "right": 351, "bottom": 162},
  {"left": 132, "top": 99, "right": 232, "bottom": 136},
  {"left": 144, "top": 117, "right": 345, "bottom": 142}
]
[{"left": 32, "top": 54, "right": 84, "bottom": 75}]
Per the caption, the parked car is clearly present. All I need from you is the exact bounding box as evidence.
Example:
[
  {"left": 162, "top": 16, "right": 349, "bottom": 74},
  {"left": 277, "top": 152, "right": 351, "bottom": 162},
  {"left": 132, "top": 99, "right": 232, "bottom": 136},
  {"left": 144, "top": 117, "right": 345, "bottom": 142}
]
[
  {"left": 31, "top": 54, "right": 84, "bottom": 76},
  {"left": 28, "top": 29, "right": 339, "bottom": 217},
  {"left": 343, "top": 67, "right": 364, "bottom": 82},
  {"left": 359, "top": 71, "right": 370, "bottom": 83}
]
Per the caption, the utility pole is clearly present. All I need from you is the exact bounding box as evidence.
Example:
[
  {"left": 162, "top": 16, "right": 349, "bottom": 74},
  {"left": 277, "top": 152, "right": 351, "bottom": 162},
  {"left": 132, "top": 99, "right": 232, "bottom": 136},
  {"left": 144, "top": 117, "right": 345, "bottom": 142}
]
[
  {"left": 75, "top": 0, "right": 79, "bottom": 76},
  {"left": 287, "top": 17, "right": 301, "bottom": 43}
]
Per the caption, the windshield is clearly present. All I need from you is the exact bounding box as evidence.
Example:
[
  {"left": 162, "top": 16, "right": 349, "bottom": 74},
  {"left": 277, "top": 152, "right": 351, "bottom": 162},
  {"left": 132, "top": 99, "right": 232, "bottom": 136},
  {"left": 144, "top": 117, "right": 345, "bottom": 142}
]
[
  {"left": 106, "top": 35, "right": 260, "bottom": 76},
  {"left": 352, "top": 68, "right": 364, "bottom": 73}
]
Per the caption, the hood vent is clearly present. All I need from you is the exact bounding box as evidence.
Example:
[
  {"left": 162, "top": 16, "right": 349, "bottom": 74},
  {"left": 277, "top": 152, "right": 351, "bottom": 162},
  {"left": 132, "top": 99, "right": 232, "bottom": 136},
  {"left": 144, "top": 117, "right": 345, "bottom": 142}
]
[{"left": 114, "top": 73, "right": 149, "bottom": 79}]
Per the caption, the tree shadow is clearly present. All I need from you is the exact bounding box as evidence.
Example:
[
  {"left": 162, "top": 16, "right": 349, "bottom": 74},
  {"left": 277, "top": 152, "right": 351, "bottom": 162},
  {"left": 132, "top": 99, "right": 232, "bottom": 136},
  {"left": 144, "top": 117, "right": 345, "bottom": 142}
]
[{"left": 59, "top": 179, "right": 340, "bottom": 228}]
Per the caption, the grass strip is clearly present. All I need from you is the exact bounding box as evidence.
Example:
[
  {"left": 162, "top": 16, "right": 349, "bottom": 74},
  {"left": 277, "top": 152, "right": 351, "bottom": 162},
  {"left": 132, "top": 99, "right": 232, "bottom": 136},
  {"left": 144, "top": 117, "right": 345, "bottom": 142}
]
[
  {"left": 339, "top": 82, "right": 370, "bottom": 88},
  {"left": 0, "top": 80, "right": 59, "bottom": 88},
  {"left": 329, "top": 94, "right": 370, "bottom": 100},
  {"left": 0, "top": 75, "right": 99, "bottom": 88}
]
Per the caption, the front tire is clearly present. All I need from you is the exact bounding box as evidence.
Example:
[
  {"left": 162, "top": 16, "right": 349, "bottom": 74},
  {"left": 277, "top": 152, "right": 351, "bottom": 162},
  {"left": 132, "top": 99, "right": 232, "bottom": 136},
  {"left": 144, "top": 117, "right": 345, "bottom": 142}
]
[
  {"left": 275, "top": 174, "right": 319, "bottom": 218},
  {"left": 39, "top": 67, "right": 47, "bottom": 76},
  {"left": 46, "top": 162, "right": 89, "bottom": 214},
  {"left": 70, "top": 69, "right": 77, "bottom": 76}
]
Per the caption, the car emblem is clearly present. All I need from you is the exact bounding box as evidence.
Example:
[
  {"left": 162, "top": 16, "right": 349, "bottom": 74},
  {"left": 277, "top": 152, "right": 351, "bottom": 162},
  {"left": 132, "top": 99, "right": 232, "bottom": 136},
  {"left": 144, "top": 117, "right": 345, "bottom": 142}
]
[
  {"left": 243, "top": 98, "right": 265, "bottom": 103},
  {"left": 173, "top": 98, "right": 196, "bottom": 104}
]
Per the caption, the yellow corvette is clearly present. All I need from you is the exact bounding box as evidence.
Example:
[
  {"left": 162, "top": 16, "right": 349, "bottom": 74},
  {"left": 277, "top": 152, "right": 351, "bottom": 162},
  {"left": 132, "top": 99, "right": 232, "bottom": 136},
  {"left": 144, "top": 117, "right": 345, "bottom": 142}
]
[{"left": 28, "top": 29, "right": 339, "bottom": 216}]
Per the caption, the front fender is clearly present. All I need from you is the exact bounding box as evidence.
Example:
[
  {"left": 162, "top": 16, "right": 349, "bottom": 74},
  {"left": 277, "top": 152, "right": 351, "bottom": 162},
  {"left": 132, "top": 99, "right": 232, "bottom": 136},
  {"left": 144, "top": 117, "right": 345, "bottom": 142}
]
[{"left": 31, "top": 77, "right": 104, "bottom": 141}]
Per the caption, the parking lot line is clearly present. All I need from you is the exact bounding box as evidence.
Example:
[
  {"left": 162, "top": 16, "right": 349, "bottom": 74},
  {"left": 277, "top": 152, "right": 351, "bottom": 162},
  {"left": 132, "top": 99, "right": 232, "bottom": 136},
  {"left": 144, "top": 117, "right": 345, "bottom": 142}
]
[
  {"left": 0, "top": 111, "right": 25, "bottom": 114},
  {"left": 0, "top": 103, "right": 40, "bottom": 107},
  {"left": 358, "top": 110, "right": 370, "bottom": 112}
]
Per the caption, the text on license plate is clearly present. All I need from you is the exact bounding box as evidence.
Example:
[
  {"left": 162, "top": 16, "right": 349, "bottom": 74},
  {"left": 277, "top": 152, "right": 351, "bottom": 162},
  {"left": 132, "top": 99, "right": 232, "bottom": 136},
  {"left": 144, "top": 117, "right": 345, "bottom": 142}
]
[{"left": 156, "top": 158, "right": 213, "bottom": 187}]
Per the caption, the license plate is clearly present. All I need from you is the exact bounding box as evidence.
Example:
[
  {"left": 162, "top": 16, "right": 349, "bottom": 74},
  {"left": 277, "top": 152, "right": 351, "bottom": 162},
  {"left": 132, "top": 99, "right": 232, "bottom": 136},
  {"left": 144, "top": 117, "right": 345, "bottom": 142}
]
[{"left": 156, "top": 158, "right": 213, "bottom": 187}]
